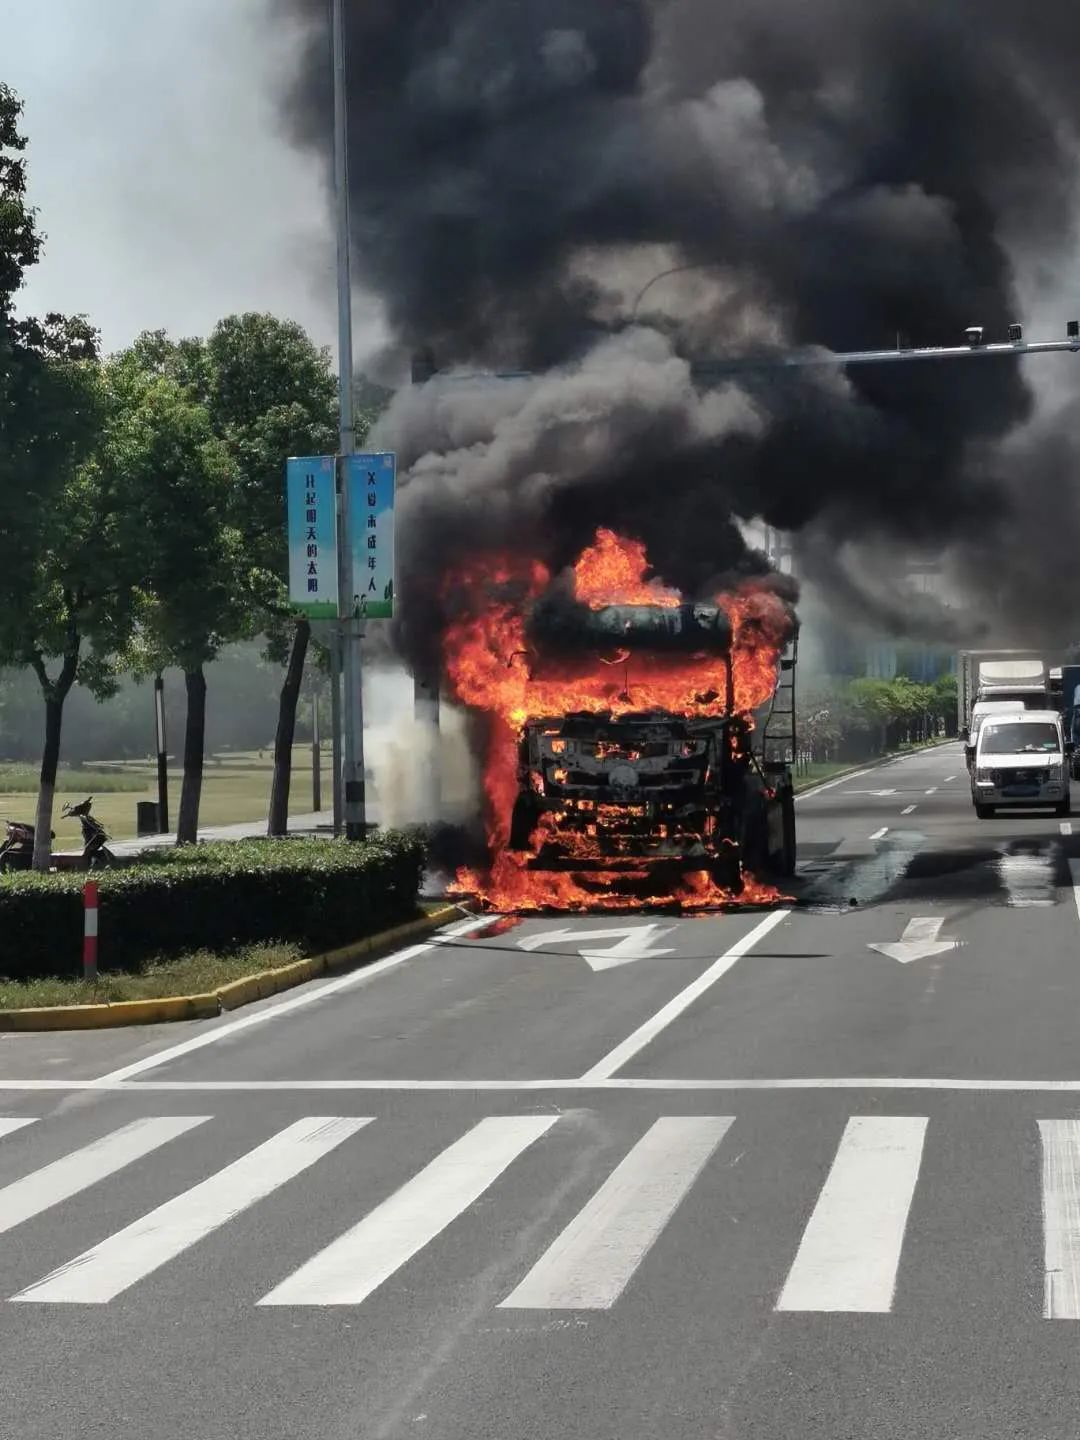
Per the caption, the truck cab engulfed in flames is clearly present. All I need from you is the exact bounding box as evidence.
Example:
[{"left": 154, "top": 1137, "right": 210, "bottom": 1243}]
[
  {"left": 508, "top": 661, "right": 796, "bottom": 896},
  {"left": 443, "top": 529, "right": 797, "bottom": 909}
]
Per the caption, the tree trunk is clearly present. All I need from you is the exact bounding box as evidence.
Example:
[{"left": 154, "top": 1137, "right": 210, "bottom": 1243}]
[
  {"left": 267, "top": 620, "right": 310, "bottom": 837},
  {"left": 177, "top": 665, "right": 207, "bottom": 845},
  {"left": 31, "top": 645, "right": 79, "bottom": 873},
  {"left": 32, "top": 697, "right": 64, "bottom": 872}
]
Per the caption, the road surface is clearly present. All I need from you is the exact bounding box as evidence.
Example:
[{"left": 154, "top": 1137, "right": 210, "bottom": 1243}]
[{"left": 3, "top": 742, "right": 1080, "bottom": 1439}]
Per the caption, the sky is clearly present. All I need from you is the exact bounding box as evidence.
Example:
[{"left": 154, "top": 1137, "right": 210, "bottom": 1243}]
[{"left": 3, "top": 0, "right": 378, "bottom": 358}]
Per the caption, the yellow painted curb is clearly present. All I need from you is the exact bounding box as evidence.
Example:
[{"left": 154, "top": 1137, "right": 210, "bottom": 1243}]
[
  {"left": 0, "top": 904, "right": 465, "bottom": 1033},
  {"left": 0, "top": 993, "right": 221, "bottom": 1032}
]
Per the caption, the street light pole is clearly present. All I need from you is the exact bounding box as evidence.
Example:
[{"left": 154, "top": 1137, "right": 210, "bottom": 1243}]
[
  {"left": 311, "top": 688, "right": 322, "bottom": 815},
  {"left": 332, "top": 0, "right": 366, "bottom": 840},
  {"left": 410, "top": 349, "right": 442, "bottom": 821}
]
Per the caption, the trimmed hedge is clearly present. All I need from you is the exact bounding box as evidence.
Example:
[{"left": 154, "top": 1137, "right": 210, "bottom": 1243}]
[{"left": 0, "top": 833, "right": 426, "bottom": 983}]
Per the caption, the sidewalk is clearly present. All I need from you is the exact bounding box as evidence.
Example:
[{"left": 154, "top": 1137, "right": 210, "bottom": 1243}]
[{"left": 108, "top": 808, "right": 361, "bottom": 857}]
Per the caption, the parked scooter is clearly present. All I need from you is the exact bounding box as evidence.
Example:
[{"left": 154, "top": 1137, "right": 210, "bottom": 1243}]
[
  {"left": 61, "top": 797, "right": 116, "bottom": 870},
  {"left": 0, "top": 819, "right": 49, "bottom": 872}
]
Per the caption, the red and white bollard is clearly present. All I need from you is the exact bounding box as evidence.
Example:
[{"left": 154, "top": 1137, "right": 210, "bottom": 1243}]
[{"left": 83, "top": 881, "right": 99, "bottom": 982}]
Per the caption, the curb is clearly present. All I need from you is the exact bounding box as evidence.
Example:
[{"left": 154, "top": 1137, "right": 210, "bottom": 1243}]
[
  {"left": 0, "top": 904, "right": 464, "bottom": 1033},
  {"left": 793, "top": 738, "right": 955, "bottom": 800}
]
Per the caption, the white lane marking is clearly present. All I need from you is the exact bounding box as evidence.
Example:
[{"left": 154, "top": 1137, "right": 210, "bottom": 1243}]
[
  {"left": 27, "top": 1076, "right": 1080, "bottom": 1093},
  {"left": 0, "top": 1119, "right": 36, "bottom": 1139},
  {"left": 1001, "top": 852, "right": 1056, "bottom": 908},
  {"left": 1061, "top": 822, "right": 1073, "bottom": 837},
  {"left": 12, "top": 1117, "right": 369, "bottom": 1304},
  {"left": 901, "top": 805, "right": 916, "bottom": 815},
  {"left": 97, "top": 915, "right": 493, "bottom": 1082},
  {"left": 500, "top": 1117, "right": 733, "bottom": 1310},
  {"left": 1039, "top": 1119, "right": 1080, "bottom": 1318},
  {"left": 0, "top": 1116, "right": 208, "bottom": 1237},
  {"left": 925, "top": 788, "right": 938, "bottom": 795},
  {"left": 793, "top": 770, "right": 870, "bottom": 802},
  {"left": 944, "top": 775, "right": 957, "bottom": 782},
  {"left": 1071, "top": 860, "right": 1080, "bottom": 923},
  {"left": 776, "top": 1116, "right": 927, "bottom": 1313},
  {"left": 869, "top": 827, "right": 889, "bottom": 840},
  {"left": 259, "top": 1116, "right": 556, "bottom": 1307},
  {"left": 580, "top": 910, "right": 790, "bottom": 1080}
]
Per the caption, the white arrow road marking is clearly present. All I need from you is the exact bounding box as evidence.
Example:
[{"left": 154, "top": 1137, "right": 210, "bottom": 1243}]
[
  {"left": 518, "top": 924, "right": 676, "bottom": 970},
  {"left": 848, "top": 789, "right": 898, "bottom": 797},
  {"left": 517, "top": 927, "right": 631, "bottom": 953},
  {"left": 580, "top": 925, "right": 677, "bottom": 971},
  {"left": 868, "top": 917, "right": 957, "bottom": 964}
]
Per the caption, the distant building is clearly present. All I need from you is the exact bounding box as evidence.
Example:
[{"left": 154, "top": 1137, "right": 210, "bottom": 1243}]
[{"left": 743, "top": 520, "right": 956, "bottom": 682}]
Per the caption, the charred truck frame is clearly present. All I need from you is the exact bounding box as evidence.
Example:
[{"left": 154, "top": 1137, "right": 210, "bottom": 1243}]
[{"left": 508, "top": 597, "right": 798, "bottom": 895}]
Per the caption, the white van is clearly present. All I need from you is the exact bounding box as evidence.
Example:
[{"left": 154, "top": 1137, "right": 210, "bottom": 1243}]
[
  {"left": 963, "top": 699, "right": 1027, "bottom": 770},
  {"left": 971, "top": 711, "right": 1072, "bottom": 818}
]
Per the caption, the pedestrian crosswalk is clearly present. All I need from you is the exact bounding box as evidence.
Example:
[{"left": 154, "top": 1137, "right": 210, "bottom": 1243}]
[
  {"left": 260, "top": 1116, "right": 555, "bottom": 1308},
  {"left": 500, "top": 1116, "right": 732, "bottom": 1311},
  {"left": 13, "top": 1116, "right": 370, "bottom": 1305},
  {"left": 776, "top": 1115, "right": 927, "bottom": 1313},
  {"left": 0, "top": 1110, "right": 1076, "bottom": 1316}
]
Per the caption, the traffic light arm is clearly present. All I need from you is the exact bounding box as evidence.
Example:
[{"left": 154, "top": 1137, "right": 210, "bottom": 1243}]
[
  {"left": 698, "top": 335, "right": 1080, "bottom": 374},
  {"left": 416, "top": 326, "right": 1080, "bottom": 386}
]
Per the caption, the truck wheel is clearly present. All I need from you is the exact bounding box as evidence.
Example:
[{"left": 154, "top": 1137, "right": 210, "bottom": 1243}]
[
  {"left": 975, "top": 803, "right": 995, "bottom": 819},
  {"left": 709, "top": 853, "right": 741, "bottom": 894},
  {"left": 739, "top": 799, "right": 769, "bottom": 879},
  {"left": 508, "top": 797, "right": 539, "bottom": 851},
  {"left": 776, "top": 788, "right": 796, "bottom": 877}
]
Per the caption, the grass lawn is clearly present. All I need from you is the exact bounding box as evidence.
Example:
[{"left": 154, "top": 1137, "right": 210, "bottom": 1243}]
[
  {"left": 792, "top": 761, "right": 853, "bottom": 792},
  {"left": 792, "top": 739, "right": 951, "bottom": 794},
  {"left": 0, "top": 901, "right": 449, "bottom": 1009},
  {"left": 0, "top": 942, "right": 304, "bottom": 1010},
  {"left": 0, "top": 745, "right": 325, "bottom": 847}
]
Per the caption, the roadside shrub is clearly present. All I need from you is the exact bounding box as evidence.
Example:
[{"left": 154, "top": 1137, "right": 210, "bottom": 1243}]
[{"left": 0, "top": 832, "right": 426, "bottom": 982}]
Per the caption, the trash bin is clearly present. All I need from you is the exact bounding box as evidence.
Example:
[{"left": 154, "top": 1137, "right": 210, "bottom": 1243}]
[{"left": 136, "top": 801, "right": 161, "bottom": 836}]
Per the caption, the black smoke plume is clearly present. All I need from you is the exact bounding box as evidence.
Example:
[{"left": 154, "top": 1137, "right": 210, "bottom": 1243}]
[{"left": 275, "top": 0, "right": 1080, "bottom": 663}]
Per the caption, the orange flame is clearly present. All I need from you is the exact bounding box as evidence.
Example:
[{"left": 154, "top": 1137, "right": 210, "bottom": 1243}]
[
  {"left": 450, "top": 849, "right": 783, "bottom": 913},
  {"left": 441, "top": 530, "right": 792, "bottom": 913},
  {"left": 573, "top": 527, "right": 680, "bottom": 609}
]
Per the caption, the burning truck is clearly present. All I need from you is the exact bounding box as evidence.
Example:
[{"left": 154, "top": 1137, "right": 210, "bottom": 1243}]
[{"left": 444, "top": 529, "right": 797, "bottom": 912}]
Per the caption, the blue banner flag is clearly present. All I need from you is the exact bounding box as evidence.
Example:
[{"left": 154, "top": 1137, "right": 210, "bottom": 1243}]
[
  {"left": 286, "top": 456, "right": 339, "bottom": 619},
  {"left": 346, "top": 453, "right": 396, "bottom": 619}
]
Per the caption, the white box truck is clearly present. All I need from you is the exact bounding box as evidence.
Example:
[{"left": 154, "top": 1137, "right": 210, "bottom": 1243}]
[{"left": 957, "top": 651, "right": 1049, "bottom": 738}]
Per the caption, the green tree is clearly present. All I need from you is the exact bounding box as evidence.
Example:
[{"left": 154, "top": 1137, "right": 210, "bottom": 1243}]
[
  {"left": 931, "top": 672, "right": 958, "bottom": 735},
  {"left": 103, "top": 355, "right": 248, "bottom": 843},
  {"left": 129, "top": 316, "right": 355, "bottom": 835},
  {"left": 846, "top": 677, "right": 897, "bottom": 752},
  {"left": 0, "top": 85, "right": 118, "bottom": 867}
]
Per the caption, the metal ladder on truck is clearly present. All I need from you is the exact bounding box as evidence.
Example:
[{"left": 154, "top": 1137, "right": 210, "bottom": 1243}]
[
  {"left": 758, "top": 625, "right": 799, "bottom": 876},
  {"left": 762, "top": 624, "right": 798, "bottom": 777}
]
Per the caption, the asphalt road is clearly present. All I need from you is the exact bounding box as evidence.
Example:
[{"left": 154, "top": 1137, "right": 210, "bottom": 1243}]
[{"left": 4, "top": 741, "right": 1080, "bottom": 1439}]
